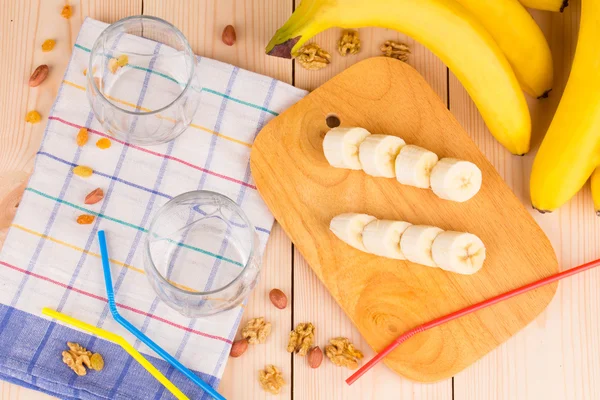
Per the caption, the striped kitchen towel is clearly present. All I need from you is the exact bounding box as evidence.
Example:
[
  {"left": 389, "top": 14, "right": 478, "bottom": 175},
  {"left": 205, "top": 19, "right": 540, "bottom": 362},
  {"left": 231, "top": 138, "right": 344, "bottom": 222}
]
[{"left": 0, "top": 17, "right": 306, "bottom": 399}]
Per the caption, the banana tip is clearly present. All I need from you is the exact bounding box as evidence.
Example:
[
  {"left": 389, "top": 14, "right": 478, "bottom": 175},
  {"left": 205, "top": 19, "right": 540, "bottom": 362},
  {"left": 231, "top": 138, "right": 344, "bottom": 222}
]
[
  {"left": 596, "top": 210, "right": 600, "bottom": 217},
  {"left": 266, "top": 36, "right": 301, "bottom": 59},
  {"left": 537, "top": 89, "right": 552, "bottom": 100},
  {"left": 560, "top": 0, "right": 569, "bottom": 12},
  {"left": 532, "top": 206, "right": 552, "bottom": 214}
]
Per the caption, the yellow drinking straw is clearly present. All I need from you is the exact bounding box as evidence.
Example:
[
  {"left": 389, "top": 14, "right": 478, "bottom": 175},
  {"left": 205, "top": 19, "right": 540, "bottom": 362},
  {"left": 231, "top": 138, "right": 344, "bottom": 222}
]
[{"left": 41, "top": 308, "right": 189, "bottom": 400}]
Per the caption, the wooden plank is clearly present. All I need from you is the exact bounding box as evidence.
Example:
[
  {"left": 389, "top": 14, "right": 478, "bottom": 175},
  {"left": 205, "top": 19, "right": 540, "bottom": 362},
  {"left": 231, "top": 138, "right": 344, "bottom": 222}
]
[
  {"left": 453, "top": 4, "right": 600, "bottom": 399},
  {"left": 220, "top": 224, "right": 293, "bottom": 399},
  {"left": 142, "top": 0, "right": 292, "bottom": 83},
  {"left": 0, "top": 1, "right": 141, "bottom": 399},
  {"left": 143, "top": 1, "right": 294, "bottom": 398},
  {"left": 291, "top": 21, "right": 451, "bottom": 397}
]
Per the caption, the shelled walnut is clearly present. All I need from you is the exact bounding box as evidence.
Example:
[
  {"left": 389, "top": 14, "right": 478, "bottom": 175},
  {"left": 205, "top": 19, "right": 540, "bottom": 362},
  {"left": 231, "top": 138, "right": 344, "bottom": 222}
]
[
  {"left": 380, "top": 40, "right": 411, "bottom": 62},
  {"left": 259, "top": 365, "right": 285, "bottom": 395},
  {"left": 324, "top": 337, "right": 364, "bottom": 369},
  {"left": 62, "top": 350, "right": 87, "bottom": 376},
  {"left": 296, "top": 43, "right": 331, "bottom": 70},
  {"left": 62, "top": 342, "right": 103, "bottom": 376},
  {"left": 241, "top": 317, "right": 272, "bottom": 344},
  {"left": 338, "top": 30, "right": 361, "bottom": 56},
  {"left": 286, "top": 322, "right": 314, "bottom": 356}
]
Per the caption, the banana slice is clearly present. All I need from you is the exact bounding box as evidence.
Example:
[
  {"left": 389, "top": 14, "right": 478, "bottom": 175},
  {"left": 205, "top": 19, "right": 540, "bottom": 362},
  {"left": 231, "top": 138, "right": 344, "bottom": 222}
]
[
  {"left": 399, "top": 225, "right": 444, "bottom": 267},
  {"left": 323, "top": 127, "right": 371, "bottom": 170},
  {"left": 395, "top": 145, "right": 439, "bottom": 189},
  {"left": 432, "top": 231, "right": 486, "bottom": 275},
  {"left": 329, "top": 213, "right": 377, "bottom": 251},
  {"left": 358, "top": 135, "right": 406, "bottom": 177},
  {"left": 362, "top": 219, "right": 412, "bottom": 259},
  {"left": 430, "top": 158, "right": 482, "bottom": 202}
]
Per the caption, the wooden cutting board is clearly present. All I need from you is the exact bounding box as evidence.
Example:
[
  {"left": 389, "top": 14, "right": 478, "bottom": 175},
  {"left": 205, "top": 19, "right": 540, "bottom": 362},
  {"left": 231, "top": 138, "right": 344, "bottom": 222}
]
[{"left": 250, "top": 57, "right": 558, "bottom": 382}]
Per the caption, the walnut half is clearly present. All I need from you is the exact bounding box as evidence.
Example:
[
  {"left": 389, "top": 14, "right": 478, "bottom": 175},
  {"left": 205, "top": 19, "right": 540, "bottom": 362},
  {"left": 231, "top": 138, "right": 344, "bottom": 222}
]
[
  {"left": 381, "top": 40, "right": 411, "bottom": 62},
  {"left": 62, "top": 342, "right": 103, "bottom": 376},
  {"left": 286, "top": 322, "right": 315, "bottom": 356},
  {"left": 324, "top": 337, "right": 364, "bottom": 369},
  {"left": 296, "top": 43, "right": 331, "bottom": 70},
  {"left": 62, "top": 350, "right": 86, "bottom": 376},
  {"left": 259, "top": 365, "right": 285, "bottom": 395},
  {"left": 241, "top": 317, "right": 272, "bottom": 344},
  {"left": 338, "top": 30, "right": 361, "bottom": 56}
]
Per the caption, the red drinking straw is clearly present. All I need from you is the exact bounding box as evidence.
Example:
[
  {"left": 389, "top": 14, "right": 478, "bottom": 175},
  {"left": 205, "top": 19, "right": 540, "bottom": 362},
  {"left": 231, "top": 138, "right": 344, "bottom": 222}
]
[{"left": 346, "top": 258, "right": 600, "bottom": 385}]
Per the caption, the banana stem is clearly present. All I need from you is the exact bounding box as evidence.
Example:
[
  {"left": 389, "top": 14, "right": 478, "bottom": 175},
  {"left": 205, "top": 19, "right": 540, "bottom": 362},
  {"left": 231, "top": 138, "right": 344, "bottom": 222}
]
[{"left": 265, "top": 0, "right": 329, "bottom": 57}]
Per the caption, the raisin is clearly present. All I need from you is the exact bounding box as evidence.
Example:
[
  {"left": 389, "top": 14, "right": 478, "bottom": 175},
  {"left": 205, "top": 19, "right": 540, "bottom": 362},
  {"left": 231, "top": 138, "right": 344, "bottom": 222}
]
[
  {"left": 77, "top": 214, "right": 95, "bottom": 225},
  {"left": 76, "top": 128, "right": 88, "bottom": 146},
  {"left": 61, "top": 5, "right": 73, "bottom": 19},
  {"left": 42, "top": 39, "right": 56, "bottom": 52},
  {"left": 116, "top": 55, "right": 128, "bottom": 67},
  {"left": 73, "top": 166, "right": 93, "bottom": 178},
  {"left": 25, "top": 111, "right": 41, "bottom": 124},
  {"left": 90, "top": 353, "right": 104, "bottom": 371},
  {"left": 96, "top": 138, "right": 112, "bottom": 149}
]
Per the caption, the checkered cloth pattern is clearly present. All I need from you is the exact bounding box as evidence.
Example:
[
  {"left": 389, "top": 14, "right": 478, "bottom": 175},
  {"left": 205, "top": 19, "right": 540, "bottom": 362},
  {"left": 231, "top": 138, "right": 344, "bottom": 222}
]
[{"left": 0, "top": 18, "right": 306, "bottom": 399}]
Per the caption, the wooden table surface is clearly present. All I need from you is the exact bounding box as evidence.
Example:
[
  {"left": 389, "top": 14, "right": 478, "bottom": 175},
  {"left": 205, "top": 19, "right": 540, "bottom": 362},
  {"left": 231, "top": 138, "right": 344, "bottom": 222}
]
[{"left": 1, "top": 1, "right": 598, "bottom": 399}]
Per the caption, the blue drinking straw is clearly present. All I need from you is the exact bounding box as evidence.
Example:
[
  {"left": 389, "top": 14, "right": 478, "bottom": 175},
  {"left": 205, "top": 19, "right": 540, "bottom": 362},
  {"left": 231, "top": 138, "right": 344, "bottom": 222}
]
[{"left": 97, "top": 230, "right": 226, "bottom": 400}]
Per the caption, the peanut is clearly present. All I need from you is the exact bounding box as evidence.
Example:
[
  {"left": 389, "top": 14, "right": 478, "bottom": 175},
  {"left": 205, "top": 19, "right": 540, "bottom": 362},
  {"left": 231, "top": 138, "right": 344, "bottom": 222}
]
[
  {"left": 29, "top": 65, "right": 49, "bottom": 87},
  {"left": 229, "top": 339, "right": 249, "bottom": 357},
  {"left": 307, "top": 346, "right": 323, "bottom": 369},
  {"left": 269, "top": 288, "right": 287, "bottom": 309},
  {"left": 222, "top": 25, "right": 236, "bottom": 46}
]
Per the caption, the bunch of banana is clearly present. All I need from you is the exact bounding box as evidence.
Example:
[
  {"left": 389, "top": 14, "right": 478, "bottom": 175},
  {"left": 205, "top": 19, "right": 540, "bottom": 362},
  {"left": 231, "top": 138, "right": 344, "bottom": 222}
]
[
  {"left": 323, "top": 127, "right": 483, "bottom": 202},
  {"left": 266, "top": 0, "right": 557, "bottom": 155},
  {"left": 330, "top": 213, "right": 486, "bottom": 275},
  {"left": 530, "top": 0, "right": 600, "bottom": 214}
]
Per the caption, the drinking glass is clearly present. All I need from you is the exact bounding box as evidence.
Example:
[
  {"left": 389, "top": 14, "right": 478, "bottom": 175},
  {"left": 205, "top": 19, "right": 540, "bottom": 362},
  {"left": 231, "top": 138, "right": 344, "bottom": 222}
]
[
  {"left": 87, "top": 16, "right": 201, "bottom": 145},
  {"left": 144, "top": 191, "right": 262, "bottom": 317}
]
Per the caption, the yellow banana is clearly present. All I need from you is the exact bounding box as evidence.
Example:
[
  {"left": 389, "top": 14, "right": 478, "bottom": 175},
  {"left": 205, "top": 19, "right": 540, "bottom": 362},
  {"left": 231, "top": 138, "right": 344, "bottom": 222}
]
[
  {"left": 518, "top": 0, "right": 568, "bottom": 12},
  {"left": 266, "top": 0, "right": 531, "bottom": 155},
  {"left": 530, "top": 0, "right": 600, "bottom": 212},
  {"left": 591, "top": 167, "right": 600, "bottom": 216},
  {"left": 455, "top": 0, "right": 553, "bottom": 98}
]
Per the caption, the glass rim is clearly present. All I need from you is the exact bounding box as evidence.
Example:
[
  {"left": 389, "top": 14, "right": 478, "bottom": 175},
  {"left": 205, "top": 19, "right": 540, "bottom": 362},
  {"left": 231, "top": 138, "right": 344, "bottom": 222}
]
[
  {"left": 87, "top": 15, "right": 196, "bottom": 116},
  {"left": 144, "top": 190, "right": 257, "bottom": 296}
]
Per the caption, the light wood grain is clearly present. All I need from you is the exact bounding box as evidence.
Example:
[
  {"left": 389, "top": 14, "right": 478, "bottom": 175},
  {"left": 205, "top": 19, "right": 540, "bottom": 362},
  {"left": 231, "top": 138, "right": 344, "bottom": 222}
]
[
  {"left": 453, "top": 3, "right": 600, "bottom": 399},
  {"left": 251, "top": 57, "right": 558, "bottom": 382},
  {"left": 143, "top": 1, "right": 295, "bottom": 399},
  {"left": 220, "top": 224, "right": 293, "bottom": 399},
  {"left": 0, "top": 0, "right": 141, "bottom": 399},
  {"left": 143, "top": 0, "right": 292, "bottom": 83},
  {"left": 2, "top": 0, "right": 599, "bottom": 399}
]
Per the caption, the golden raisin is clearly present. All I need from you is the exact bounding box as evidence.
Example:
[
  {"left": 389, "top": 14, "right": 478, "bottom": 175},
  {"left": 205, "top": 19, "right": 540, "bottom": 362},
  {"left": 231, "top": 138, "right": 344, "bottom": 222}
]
[
  {"left": 90, "top": 353, "right": 104, "bottom": 371},
  {"left": 83, "top": 67, "right": 96, "bottom": 77},
  {"left": 42, "top": 39, "right": 56, "bottom": 52},
  {"left": 77, "top": 214, "right": 95, "bottom": 225},
  {"left": 61, "top": 5, "right": 73, "bottom": 19},
  {"left": 25, "top": 111, "right": 41, "bottom": 124},
  {"left": 116, "top": 55, "right": 128, "bottom": 67},
  {"left": 108, "top": 58, "right": 119, "bottom": 74},
  {"left": 96, "top": 138, "right": 112, "bottom": 150},
  {"left": 76, "top": 128, "right": 88, "bottom": 146},
  {"left": 72, "top": 165, "right": 93, "bottom": 178}
]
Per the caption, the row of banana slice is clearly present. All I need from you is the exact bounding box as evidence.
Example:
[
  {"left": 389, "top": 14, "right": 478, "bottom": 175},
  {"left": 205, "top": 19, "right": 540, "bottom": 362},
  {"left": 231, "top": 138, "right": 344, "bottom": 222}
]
[
  {"left": 322, "top": 127, "right": 483, "bottom": 202},
  {"left": 330, "top": 213, "right": 486, "bottom": 275}
]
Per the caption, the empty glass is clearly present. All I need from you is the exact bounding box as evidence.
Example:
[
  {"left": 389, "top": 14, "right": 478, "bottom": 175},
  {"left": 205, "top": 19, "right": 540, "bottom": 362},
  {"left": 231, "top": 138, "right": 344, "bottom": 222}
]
[
  {"left": 144, "top": 191, "right": 261, "bottom": 317},
  {"left": 87, "top": 16, "right": 201, "bottom": 145}
]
